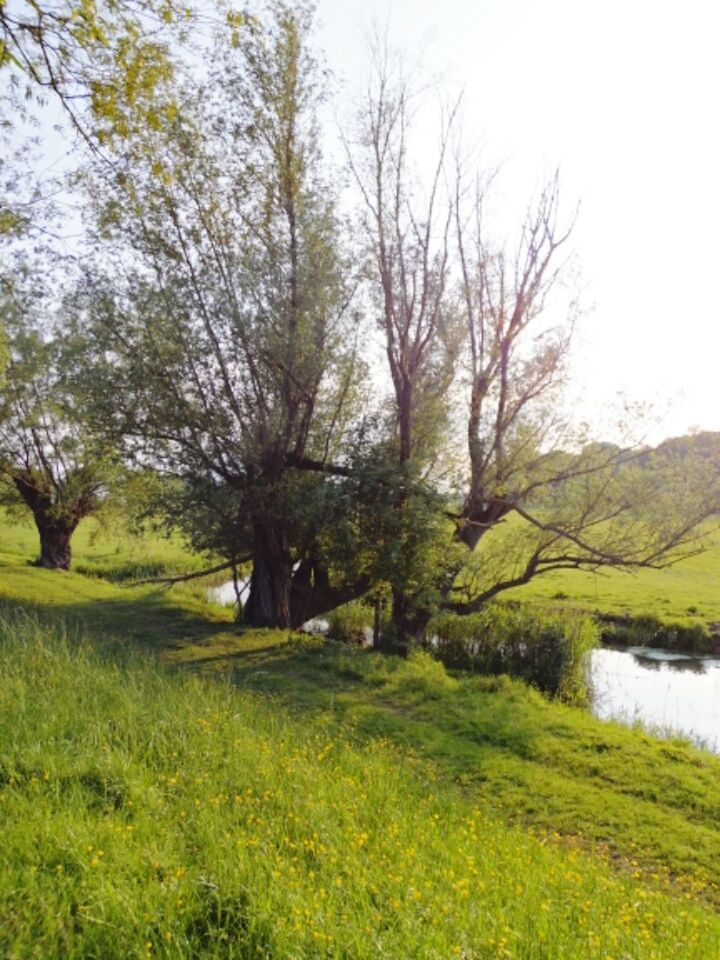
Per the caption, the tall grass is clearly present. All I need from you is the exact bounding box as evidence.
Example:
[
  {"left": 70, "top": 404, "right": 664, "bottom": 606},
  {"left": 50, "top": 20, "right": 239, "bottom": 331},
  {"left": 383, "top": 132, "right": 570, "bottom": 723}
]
[
  {"left": 599, "top": 613, "right": 715, "bottom": 652},
  {"left": 429, "top": 604, "right": 598, "bottom": 704},
  {"left": 1, "top": 611, "right": 719, "bottom": 958}
]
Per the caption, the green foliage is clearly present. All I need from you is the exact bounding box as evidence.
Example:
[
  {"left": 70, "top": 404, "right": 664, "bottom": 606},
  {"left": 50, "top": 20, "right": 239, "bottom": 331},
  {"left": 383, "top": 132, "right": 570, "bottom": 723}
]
[
  {"left": 600, "top": 614, "right": 712, "bottom": 653},
  {"left": 430, "top": 603, "right": 598, "bottom": 704},
  {"left": 0, "top": 0, "right": 186, "bottom": 146},
  {"left": 3, "top": 611, "right": 720, "bottom": 957},
  {"left": 69, "top": 1, "right": 375, "bottom": 624},
  {"left": 326, "top": 599, "right": 372, "bottom": 643},
  {"left": 0, "top": 273, "right": 120, "bottom": 566},
  {"left": 0, "top": 320, "right": 6, "bottom": 384}
]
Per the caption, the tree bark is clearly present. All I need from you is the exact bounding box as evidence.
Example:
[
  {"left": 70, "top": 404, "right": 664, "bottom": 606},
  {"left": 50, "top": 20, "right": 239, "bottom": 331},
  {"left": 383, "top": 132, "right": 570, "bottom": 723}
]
[
  {"left": 243, "top": 521, "right": 294, "bottom": 628},
  {"left": 379, "top": 587, "right": 431, "bottom": 656},
  {"left": 289, "top": 570, "right": 370, "bottom": 630},
  {"left": 34, "top": 515, "right": 75, "bottom": 571}
]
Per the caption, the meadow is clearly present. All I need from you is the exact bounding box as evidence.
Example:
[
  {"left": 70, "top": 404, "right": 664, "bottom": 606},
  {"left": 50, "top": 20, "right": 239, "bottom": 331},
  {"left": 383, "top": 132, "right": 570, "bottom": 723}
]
[
  {"left": 505, "top": 524, "right": 720, "bottom": 631},
  {"left": 3, "top": 513, "right": 720, "bottom": 957}
]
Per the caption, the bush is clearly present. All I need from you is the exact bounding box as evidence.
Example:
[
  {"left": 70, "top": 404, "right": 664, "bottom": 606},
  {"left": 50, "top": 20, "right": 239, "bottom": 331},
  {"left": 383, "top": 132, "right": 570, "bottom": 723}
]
[
  {"left": 428, "top": 603, "right": 598, "bottom": 704},
  {"left": 326, "top": 600, "right": 373, "bottom": 644}
]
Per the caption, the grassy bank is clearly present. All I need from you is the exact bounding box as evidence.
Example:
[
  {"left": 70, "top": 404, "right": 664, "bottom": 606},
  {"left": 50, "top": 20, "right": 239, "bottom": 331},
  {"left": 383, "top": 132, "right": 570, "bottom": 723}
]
[
  {"left": 2, "top": 612, "right": 720, "bottom": 959},
  {"left": 0, "top": 512, "right": 219, "bottom": 585},
  {"left": 0, "top": 513, "right": 234, "bottom": 647},
  {"left": 3, "top": 513, "right": 720, "bottom": 955}
]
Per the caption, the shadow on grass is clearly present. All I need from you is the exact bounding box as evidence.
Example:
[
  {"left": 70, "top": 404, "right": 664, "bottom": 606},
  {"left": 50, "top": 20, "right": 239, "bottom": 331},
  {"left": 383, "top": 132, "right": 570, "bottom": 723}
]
[
  {"left": 0, "top": 588, "right": 233, "bottom": 652},
  {"left": 178, "top": 636, "right": 544, "bottom": 767}
]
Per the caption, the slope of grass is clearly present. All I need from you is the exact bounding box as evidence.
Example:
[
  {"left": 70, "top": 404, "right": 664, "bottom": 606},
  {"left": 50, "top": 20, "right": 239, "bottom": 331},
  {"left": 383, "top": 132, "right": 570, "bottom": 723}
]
[
  {"left": 3, "top": 510, "right": 720, "bottom": 955},
  {"left": 0, "top": 512, "right": 234, "bottom": 646},
  {"left": 2, "top": 611, "right": 720, "bottom": 959},
  {"left": 2, "top": 519, "right": 720, "bottom": 903},
  {"left": 170, "top": 631, "right": 720, "bottom": 900}
]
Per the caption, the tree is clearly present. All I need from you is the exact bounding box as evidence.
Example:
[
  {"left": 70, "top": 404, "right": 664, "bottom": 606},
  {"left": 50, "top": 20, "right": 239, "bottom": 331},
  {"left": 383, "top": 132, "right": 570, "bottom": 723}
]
[
  {"left": 0, "top": 0, "right": 183, "bottom": 150},
  {"left": 442, "top": 173, "right": 720, "bottom": 616},
  {"left": 346, "top": 42, "right": 461, "bottom": 649},
  {"left": 354, "top": 60, "right": 720, "bottom": 646},
  {"left": 76, "top": 1, "right": 378, "bottom": 625},
  {"left": 51, "top": 6, "right": 720, "bottom": 639},
  {"left": 0, "top": 273, "right": 117, "bottom": 569}
]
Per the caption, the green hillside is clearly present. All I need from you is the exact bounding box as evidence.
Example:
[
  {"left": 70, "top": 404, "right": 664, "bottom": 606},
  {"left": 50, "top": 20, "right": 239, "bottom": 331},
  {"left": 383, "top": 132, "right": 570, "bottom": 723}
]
[
  {"left": 3, "top": 613, "right": 720, "bottom": 959},
  {"left": 2, "top": 513, "right": 720, "bottom": 956}
]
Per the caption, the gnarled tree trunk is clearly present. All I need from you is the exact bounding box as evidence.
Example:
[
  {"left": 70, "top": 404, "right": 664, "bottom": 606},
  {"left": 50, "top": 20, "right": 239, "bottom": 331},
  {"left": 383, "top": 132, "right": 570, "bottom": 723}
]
[
  {"left": 35, "top": 515, "right": 76, "bottom": 571},
  {"left": 379, "top": 586, "right": 431, "bottom": 656},
  {"left": 13, "top": 474, "right": 79, "bottom": 571},
  {"left": 243, "top": 521, "right": 294, "bottom": 628}
]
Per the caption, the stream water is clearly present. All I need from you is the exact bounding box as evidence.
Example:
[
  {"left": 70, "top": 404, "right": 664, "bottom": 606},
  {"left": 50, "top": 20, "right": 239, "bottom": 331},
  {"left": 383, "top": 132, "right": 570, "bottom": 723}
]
[
  {"left": 589, "top": 646, "right": 720, "bottom": 753},
  {"left": 209, "top": 579, "right": 246, "bottom": 606}
]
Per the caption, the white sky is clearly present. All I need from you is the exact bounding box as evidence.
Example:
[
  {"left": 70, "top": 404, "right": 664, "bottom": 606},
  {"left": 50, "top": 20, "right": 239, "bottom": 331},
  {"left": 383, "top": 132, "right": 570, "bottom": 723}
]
[{"left": 316, "top": 0, "right": 720, "bottom": 443}]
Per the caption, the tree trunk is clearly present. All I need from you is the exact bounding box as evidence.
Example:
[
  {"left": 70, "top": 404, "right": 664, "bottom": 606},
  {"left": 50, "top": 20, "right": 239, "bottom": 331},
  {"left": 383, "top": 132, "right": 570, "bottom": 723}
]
[
  {"left": 378, "top": 587, "right": 430, "bottom": 656},
  {"left": 243, "top": 522, "right": 294, "bottom": 628},
  {"left": 289, "top": 567, "right": 370, "bottom": 630},
  {"left": 34, "top": 515, "right": 75, "bottom": 571}
]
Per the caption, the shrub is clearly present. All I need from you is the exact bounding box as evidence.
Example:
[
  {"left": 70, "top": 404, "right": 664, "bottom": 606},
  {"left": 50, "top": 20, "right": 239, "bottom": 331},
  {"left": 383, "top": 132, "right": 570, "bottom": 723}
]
[
  {"left": 428, "top": 603, "right": 598, "bottom": 704},
  {"left": 326, "top": 600, "right": 373, "bottom": 645}
]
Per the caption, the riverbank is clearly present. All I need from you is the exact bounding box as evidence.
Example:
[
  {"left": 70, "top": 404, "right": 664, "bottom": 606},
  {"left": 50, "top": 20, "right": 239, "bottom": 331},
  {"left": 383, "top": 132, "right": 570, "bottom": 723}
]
[
  {"left": 4, "top": 613, "right": 720, "bottom": 958},
  {"left": 503, "top": 521, "right": 720, "bottom": 650},
  {"left": 1, "top": 535, "right": 720, "bottom": 900},
  {"left": 3, "top": 514, "right": 720, "bottom": 948}
]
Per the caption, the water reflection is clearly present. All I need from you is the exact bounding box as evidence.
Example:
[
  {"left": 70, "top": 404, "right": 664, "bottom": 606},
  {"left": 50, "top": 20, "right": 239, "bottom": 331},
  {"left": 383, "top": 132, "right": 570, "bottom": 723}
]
[
  {"left": 207, "top": 578, "right": 249, "bottom": 607},
  {"left": 627, "top": 648, "right": 709, "bottom": 675},
  {"left": 590, "top": 646, "right": 720, "bottom": 753}
]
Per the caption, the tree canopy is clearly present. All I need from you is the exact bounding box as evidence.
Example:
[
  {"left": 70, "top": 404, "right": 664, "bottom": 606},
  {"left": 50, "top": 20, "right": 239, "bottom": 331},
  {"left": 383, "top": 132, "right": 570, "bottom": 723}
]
[
  {"left": 1, "top": 0, "right": 718, "bottom": 642},
  {"left": 0, "top": 266, "right": 117, "bottom": 568}
]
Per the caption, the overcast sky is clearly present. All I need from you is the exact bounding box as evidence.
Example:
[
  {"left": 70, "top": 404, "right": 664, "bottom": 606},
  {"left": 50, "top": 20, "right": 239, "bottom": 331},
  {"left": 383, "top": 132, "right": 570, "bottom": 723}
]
[{"left": 315, "top": 0, "right": 720, "bottom": 443}]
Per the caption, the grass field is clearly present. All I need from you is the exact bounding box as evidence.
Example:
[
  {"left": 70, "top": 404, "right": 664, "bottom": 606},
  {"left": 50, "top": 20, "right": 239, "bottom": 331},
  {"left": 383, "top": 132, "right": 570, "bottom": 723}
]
[
  {"left": 504, "top": 524, "right": 720, "bottom": 630},
  {"left": 3, "top": 512, "right": 720, "bottom": 956}
]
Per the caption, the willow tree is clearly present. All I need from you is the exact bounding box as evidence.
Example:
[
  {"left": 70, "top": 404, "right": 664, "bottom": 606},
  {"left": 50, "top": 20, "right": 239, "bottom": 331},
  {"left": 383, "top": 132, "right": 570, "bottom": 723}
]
[
  {"left": 354, "top": 57, "right": 720, "bottom": 645},
  {"left": 441, "top": 172, "right": 720, "bottom": 614},
  {"left": 0, "top": 0, "right": 185, "bottom": 149},
  {"left": 78, "top": 2, "right": 374, "bottom": 626},
  {"left": 0, "top": 275, "right": 116, "bottom": 569},
  {"left": 345, "top": 43, "right": 463, "bottom": 648}
]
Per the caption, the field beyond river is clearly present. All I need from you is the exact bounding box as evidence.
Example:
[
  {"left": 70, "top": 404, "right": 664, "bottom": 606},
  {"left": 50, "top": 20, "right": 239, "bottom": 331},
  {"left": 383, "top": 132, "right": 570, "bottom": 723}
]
[{"left": 2, "top": 513, "right": 720, "bottom": 958}]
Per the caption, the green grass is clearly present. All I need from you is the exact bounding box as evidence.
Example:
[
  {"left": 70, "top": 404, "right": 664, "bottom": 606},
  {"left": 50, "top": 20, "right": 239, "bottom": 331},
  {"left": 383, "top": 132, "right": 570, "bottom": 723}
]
[
  {"left": 0, "top": 512, "right": 235, "bottom": 647},
  {"left": 503, "top": 523, "right": 720, "bottom": 631},
  {"left": 172, "top": 632, "right": 720, "bottom": 899},
  {"left": 3, "top": 511, "right": 720, "bottom": 955},
  {"left": 0, "top": 511, "right": 220, "bottom": 584},
  {"left": 2, "top": 612, "right": 720, "bottom": 959}
]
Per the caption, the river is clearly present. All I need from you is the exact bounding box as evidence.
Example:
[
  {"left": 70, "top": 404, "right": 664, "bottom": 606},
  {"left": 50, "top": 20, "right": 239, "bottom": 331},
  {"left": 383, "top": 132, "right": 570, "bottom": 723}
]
[{"left": 590, "top": 646, "right": 720, "bottom": 753}]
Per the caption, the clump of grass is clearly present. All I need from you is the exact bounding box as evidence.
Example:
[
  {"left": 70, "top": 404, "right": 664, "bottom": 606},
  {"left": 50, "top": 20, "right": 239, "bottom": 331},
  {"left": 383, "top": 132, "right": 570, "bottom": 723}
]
[
  {"left": 3, "top": 612, "right": 720, "bottom": 958},
  {"left": 600, "top": 614, "right": 713, "bottom": 653},
  {"left": 326, "top": 599, "right": 373, "bottom": 644},
  {"left": 429, "top": 603, "right": 598, "bottom": 704}
]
